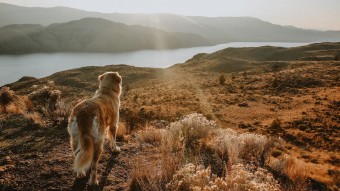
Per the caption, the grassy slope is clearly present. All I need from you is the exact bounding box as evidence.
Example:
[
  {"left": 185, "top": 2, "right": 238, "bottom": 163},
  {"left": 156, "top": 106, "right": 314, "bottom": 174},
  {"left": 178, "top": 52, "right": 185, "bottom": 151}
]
[{"left": 1, "top": 42, "right": 339, "bottom": 190}]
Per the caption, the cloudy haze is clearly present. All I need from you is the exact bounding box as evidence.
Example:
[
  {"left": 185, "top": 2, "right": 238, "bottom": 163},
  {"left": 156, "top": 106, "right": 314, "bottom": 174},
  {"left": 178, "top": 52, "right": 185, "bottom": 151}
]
[{"left": 1, "top": 0, "right": 339, "bottom": 30}]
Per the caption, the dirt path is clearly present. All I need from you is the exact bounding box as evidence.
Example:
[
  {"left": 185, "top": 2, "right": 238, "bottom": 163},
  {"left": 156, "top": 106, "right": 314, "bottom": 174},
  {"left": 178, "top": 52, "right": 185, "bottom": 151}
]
[{"left": 0, "top": 118, "right": 148, "bottom": 191}]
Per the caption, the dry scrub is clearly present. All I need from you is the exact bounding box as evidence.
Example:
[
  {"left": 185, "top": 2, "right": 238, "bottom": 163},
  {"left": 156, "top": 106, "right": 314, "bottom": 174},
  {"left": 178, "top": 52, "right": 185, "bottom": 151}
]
[
  {"left": 0, "top": 85, "right": 68, "bottom": 127},
  {"left": 130, "top": 113, "right": 304, "bottom": 191}
]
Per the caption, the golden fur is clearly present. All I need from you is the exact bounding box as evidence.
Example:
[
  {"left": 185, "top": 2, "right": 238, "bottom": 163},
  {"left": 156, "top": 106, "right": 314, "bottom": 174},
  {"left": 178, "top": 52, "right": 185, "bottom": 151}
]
[{"left": 67, "top": 72, "right": 122, "bottom": 185}]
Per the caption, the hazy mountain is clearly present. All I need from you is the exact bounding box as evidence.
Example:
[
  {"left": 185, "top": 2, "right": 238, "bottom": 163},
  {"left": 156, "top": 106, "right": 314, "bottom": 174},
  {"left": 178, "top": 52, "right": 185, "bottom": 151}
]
[
  {"left": 0, "top": 18, "right": 210, "bottom": 54},
  {"left": 1, "top": 3, "right": 340, "bottom": 43}
]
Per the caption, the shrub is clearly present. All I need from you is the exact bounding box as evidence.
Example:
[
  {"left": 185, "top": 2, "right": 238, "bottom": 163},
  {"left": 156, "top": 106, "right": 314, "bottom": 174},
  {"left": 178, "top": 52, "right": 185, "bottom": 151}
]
[
  {"left": 270, "top": 118, "right": 282, "bottom": 130},
  {"left": 238, "top": 133, "right": 274, "bottom": 166},
  {"left": 166, "top": 163, "right": 228, "bottom": 191},
  {"left": 131, "top": 120, "right": 186, "bottom": 191},
  {"left": 219, "top": 75, "right": 226, "bottom": 85},
  {"left": 51, "top": 101, "right": 71, "bottom": 126},
  {"left": 227, "top": 164, "right": 281, "bottom": 191},
  {"left": 0, "top": 87, "right": 27, "bottom": 114},
  {"left": 121, "top": 108, "right": 152, "bottom": 132},
  {"left": 28, "top": 86, "right": 61, "bottom": 112},
  {"left": 130, "top": 142, "right": 182, "bottom": 191},
  {"left": 328, "top": 169, "right": 340, "bottom": 188},
  {"left": 166, "top": 163, "right": 281, "bottom": 191},
  {"left": 270, "top": 156, "right": 309, "bottom": 190},
  {"left": 205, "top": 129, "right": 274, "bottom": 167},
  {"left": 205, "top": 128, "right": 240, "bottom": 167},
  {"left": 130, "top": 157, "right": 165, "bottom": 191},
  {"left": 168, "top": 113, "right": 216, "bottom": 149},
  {"left": 130, "top": 114, "right": 285, "bottom": 190}
]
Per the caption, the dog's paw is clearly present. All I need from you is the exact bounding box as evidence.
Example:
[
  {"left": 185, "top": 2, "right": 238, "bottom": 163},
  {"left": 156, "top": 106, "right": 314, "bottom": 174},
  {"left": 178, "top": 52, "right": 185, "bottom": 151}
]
[
  {"left": 76, "top": 171, "right": 86, "bottom": 178},
  {"left": 89, "top": 179, "right": 99, "bottom": 186},
  {"left": 111, "top": 146, "right": 121, "bottom": 153}
]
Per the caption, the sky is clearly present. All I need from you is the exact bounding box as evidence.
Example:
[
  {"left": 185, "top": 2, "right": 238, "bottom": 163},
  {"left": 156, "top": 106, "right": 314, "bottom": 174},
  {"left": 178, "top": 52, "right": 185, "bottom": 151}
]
[{"left": 1, "top": 0, "right": 339, "bottom": 31}]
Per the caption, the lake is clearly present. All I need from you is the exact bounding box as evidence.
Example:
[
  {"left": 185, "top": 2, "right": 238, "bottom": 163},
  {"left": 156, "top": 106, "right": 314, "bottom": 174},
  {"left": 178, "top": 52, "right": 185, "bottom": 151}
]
[{"left": 0, "top": 42, "right": 309, "bottom": 86}]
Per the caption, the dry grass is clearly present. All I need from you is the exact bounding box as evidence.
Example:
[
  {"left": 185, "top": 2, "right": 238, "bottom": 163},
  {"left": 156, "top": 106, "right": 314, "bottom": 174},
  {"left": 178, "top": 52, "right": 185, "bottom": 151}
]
[
  {"left": 116, "top": 122, "right": 130, "bottom": 142},
  {"left": 204, "top": 128, "right": 276, "bottom": 168},
  {"left": 130, "top": 132, "right": 183, "bottom": 191},
  {"left": 270, "top": 155, "right": 309, "bottom": 191},
  {"left": 0, "top": 87, "right": 27, "bottom": 114},
  {"left": 23, "top": 112, "right": 44, "bottom": 127},
  {"left": 135, "top": 127, "right": 165, "bottom": 145}
]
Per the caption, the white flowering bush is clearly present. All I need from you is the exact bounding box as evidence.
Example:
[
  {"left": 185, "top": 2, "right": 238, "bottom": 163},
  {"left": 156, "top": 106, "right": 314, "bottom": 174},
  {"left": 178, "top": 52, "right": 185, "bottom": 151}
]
[
  {"left": 227, "top": 164, "right": 281, "bottom": 191},
  {"left": 206, "top": 128, "right": 274, "bottom": 166},
  {"left": 131, "top": 114, "right": 284, "bottom": 191},
  {"left": 166, "top": 163, "right": 281, "bottom": 191},
  {"left": 166, "top": 163, "right": 228, "bottom": 191},
  {"left": 168, "top": 113, "right": 217, "bottom": 148}
]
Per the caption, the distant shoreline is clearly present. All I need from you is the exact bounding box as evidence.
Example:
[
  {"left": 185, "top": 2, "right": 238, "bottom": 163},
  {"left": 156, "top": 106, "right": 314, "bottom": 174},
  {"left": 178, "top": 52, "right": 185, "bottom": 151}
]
[{"left": 0, "top": 42, "right": 313, "bottom": 86}]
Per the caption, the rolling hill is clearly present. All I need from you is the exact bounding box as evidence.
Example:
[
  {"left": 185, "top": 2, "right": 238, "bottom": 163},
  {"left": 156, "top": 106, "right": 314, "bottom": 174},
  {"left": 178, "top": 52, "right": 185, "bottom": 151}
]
[
  {"left": 175, "top": 42, "right": 340, "bottom": 72},
  {"left": 1, "top": 3, "right": 340, "bottom": 43},
  {"left": 1, "top": 42, "right": 339, "bottom": 190},
  {"left": 0, "top": 18, "right": 210, "bottom": 53}
]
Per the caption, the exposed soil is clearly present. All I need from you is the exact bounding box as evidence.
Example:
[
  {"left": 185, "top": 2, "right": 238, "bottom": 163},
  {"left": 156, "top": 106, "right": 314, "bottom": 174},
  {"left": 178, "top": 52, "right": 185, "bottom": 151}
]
[{"left": 0, "top": 115, "right": 159, "bottom": 191}]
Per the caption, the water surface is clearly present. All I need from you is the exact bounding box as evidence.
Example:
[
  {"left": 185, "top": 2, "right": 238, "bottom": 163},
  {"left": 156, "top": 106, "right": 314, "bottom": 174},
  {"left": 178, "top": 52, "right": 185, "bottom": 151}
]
[{"left": 0, "top": 42, "right": 309, "bottom": 86}]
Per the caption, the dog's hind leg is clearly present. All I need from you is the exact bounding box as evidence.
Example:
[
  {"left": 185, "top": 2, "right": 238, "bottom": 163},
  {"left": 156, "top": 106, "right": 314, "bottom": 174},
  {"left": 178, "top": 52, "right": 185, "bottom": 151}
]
[
  {"left": 108, "top": 124, "right": 120, "bottom": 153},
  {"left": 89, "top": 140, "right": 103, "bottom": 185},
  {"left": 108, "top": 112, "right": 120, "bottom": 153}
]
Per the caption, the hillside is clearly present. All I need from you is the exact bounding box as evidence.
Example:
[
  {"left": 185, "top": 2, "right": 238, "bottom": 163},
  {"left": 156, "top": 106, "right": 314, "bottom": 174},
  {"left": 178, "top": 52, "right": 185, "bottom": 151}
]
[
  {"left": 0, "top": 18, "right": 210, "bottom": 54},
  {"left": 175, "top": 42, "right": 340, "bottom": 72},
  {"left": 1, "top": 43, "right": 339, "bottom": 190},
  {"left": 1, "top": 3, "right": 340, "bottom": 43}
]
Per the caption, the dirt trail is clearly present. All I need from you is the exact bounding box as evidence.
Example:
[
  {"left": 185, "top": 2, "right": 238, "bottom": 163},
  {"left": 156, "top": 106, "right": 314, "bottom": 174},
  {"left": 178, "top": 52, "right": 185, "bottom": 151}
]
[{"left": 0, "top": 121, "right": 147, "bottom": 191}]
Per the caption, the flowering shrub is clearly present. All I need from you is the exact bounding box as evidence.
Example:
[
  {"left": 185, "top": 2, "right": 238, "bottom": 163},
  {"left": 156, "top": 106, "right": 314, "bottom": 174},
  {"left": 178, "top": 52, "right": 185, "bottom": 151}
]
[
  {"left": 227, "top": 164, "right": 281, "bottom": 191},
  {"left": 206, "top": 128, "right": 274, "bottom": 166},
  {"left": 166, "top": 163, "right": 281, "bottom": 191},
  {"left": 132, "top": 114, "right": 284, "bottom": 191},
  {"left": 168, "top": 113, "right": 216, "bottom": 148}
]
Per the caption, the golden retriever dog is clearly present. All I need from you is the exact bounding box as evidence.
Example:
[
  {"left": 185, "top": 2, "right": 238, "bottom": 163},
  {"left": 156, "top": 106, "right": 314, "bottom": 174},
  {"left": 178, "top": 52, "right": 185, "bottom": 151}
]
[{"left": 67, "top": 72, "right": 122, "bottom": 185}]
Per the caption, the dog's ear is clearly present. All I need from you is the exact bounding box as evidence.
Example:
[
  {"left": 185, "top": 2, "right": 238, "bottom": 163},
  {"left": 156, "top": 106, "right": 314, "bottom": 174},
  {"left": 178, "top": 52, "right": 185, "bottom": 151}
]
[
  {"left": 114, "top": 74, "right": 122, "bottom": 84},
  {"left": 98, "top": 74, "right": 105, "bottom": 81}
]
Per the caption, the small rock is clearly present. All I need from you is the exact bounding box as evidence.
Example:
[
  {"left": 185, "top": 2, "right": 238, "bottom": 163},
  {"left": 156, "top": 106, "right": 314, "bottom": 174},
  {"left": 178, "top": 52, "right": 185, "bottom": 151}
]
[
  {"left": 5, "top": 156, "right": 12, "bottom": 164},
  {"left": 0, "top": 166, "right": 5, "bottom": 173},
  {"left": 238, "top": 102, "right": 249, "bottom": 107}
]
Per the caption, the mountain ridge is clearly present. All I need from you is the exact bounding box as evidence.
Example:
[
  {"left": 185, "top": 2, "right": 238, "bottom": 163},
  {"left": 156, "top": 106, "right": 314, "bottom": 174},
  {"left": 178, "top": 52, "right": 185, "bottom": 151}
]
[
  {"left": 1, "top": 3, "right": 340, "bottom": 43},
  {"left": 0, "top": 17, "right": 211, "bottom": 54}
]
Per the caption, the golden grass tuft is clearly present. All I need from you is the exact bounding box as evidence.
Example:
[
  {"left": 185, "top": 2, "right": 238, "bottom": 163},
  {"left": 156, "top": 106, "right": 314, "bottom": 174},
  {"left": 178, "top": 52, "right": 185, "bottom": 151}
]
[
  {"left": 23, "top": 112, "right": 44, "bottom": 127},
  {"left": 135, "top": 127, "right": 165, "bottom": 145}
]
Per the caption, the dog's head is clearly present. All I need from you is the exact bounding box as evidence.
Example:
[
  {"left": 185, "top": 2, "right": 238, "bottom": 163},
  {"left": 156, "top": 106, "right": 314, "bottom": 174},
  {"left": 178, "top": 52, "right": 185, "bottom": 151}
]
[{"left": 98, "top": 72, "right": 122, "bottom": 95}]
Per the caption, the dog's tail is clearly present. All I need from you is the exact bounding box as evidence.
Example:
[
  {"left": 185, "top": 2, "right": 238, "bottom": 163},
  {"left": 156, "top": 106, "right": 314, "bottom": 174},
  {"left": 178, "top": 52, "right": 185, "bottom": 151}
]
[{"left": 73, "top": 116, "right": 95, "bottom": 174}]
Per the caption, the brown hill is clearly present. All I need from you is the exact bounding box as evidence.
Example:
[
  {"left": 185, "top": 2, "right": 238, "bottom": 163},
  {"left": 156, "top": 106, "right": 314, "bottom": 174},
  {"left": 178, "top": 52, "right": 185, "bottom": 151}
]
[{"left": 1, "top": 42, "right": 339, "bottom": 190}]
